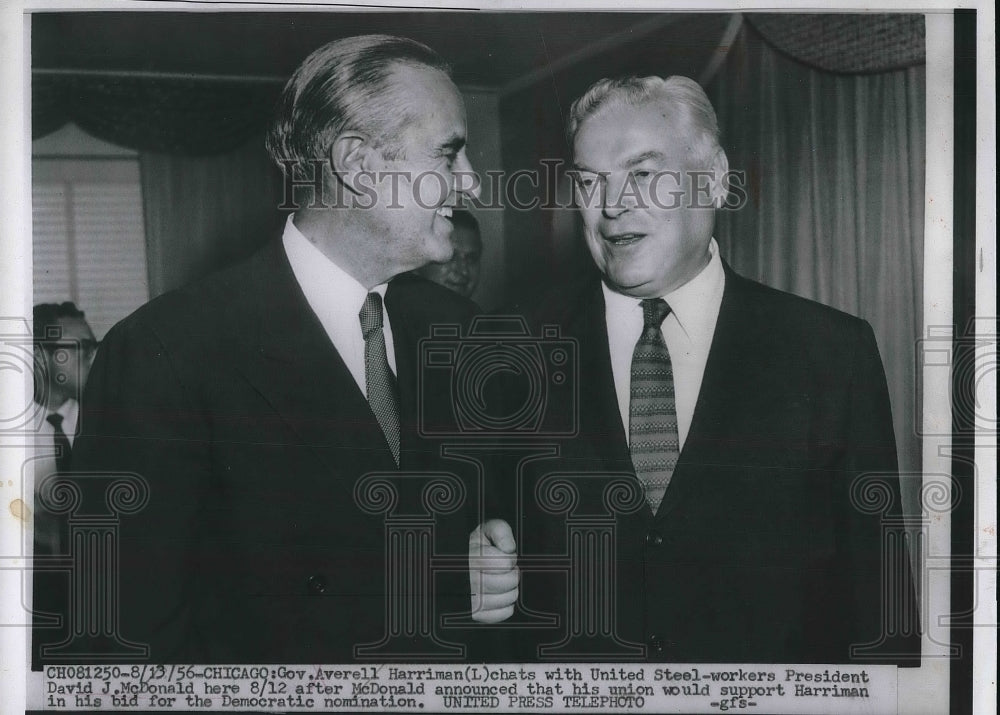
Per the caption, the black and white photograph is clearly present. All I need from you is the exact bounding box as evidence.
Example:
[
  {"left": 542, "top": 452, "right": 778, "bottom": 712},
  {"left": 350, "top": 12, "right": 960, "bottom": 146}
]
[{"left": 0, "top": 2, "right": 993, "bottom": 714}]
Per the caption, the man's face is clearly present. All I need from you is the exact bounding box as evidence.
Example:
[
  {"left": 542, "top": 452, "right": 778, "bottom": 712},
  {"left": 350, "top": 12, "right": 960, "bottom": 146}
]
[
  {"left": 571, "top": 100, "right": 721, "bottom": 298},
  {"left": 418, "top": 224, "right": 482, "bottom": 298},
  {"left": 37, "top": 316, "right": 97, "bottom": 406},
  {"left": 366, "top": 65, "right": 480, "bottom": 277}
]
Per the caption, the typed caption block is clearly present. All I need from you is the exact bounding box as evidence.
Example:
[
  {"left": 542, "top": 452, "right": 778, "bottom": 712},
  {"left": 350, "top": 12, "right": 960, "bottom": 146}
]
[{"left": 35, "top": 663, "right": 897, "bottom": 713}]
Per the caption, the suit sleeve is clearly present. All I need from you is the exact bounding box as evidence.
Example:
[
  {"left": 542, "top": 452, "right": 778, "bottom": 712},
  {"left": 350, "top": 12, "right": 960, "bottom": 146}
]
[
  {"left": 839, "top": 320, "right": 920, "bottom": 665},
  {"left": 70, "top": 317, "right": 212, "bottom": 663}
]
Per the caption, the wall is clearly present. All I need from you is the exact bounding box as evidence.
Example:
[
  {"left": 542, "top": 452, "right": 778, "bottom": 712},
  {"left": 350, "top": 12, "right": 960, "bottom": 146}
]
[{"left": 460, "top": 89, "right": 505, "bottom": 310}]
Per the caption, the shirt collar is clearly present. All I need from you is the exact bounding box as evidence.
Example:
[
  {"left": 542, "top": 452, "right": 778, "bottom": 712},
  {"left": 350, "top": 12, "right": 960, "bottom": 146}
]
[
  {"left": 282, "top": 214, "right": 388, "bottom": 313},
  {"left": 601, "top": 238, "right": 725, "bottom": 345},
  {"left": 662, "top": 238, "right": 724, "bottom": 343},
  {"left": 44, "top": 398, "right": 79, "bottom": 436},
  {"left": 56, "top": 398, "right": 78, "bottom": 420}
]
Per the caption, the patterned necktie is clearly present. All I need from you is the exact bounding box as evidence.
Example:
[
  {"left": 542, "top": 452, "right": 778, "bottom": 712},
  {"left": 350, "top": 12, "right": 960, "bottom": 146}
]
[
  {"left": 359, "top": 292, "right": 400, "bottom": 465},
  {"left": 629, "top": 298, "right": 680, "bottom": 514},
  {"left": 46, "top": 413, "right": 72, "bottom": 473}
]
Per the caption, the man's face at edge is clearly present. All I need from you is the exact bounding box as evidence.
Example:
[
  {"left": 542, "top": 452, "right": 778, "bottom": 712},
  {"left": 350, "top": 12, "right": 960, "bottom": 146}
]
[
  {"left": 417, "top": 223, "right": 482, "bottom": 298},
  {"left": 36, "top": 316, "right": 96, "bottom": 407}
]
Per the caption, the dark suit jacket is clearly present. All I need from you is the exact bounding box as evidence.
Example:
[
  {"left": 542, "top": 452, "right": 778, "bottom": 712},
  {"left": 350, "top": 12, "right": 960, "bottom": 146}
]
[
  {"left": 494, "top": 264, "right": 919, "bottom": 664},
  {"left": 48, "top": 239, "right": 479, "bottom": 663}
]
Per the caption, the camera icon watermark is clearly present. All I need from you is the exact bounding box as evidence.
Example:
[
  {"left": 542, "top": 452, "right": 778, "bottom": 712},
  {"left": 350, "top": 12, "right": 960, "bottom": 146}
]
[
  {"left": 916, "top": 317, "right": 997, "bottom": 437},
  {"left": 0, "top": 317, "right": 89, "bottom": 438},
  {"left": 418, "top": 316, "right": 578, "bottom": 438}
]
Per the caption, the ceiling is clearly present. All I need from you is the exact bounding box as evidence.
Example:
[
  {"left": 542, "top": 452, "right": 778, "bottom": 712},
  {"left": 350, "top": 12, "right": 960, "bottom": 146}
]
[{"left": 31, "top": 11, "right": 735, "bottom": 93}]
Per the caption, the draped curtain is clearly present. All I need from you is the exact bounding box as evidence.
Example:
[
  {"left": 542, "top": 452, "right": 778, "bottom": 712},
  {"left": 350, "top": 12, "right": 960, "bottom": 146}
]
[
  {"left": 33, "top": 75, "right": 277, "bottom": 155},
  {"left": 33, "top": 74, "right": 288, "bottom": 296},
  {"left": 708, "top": 21, "right": 925, "bottom": 520}
]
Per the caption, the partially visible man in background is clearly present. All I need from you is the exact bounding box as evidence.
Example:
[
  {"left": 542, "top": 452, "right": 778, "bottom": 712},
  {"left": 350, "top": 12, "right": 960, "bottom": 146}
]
[
  {"left": 31, "top": 302, "right": 96, "bottom": 550},
  {"left": 31, "top": 302, "right": 97, "bottom": 667},
  {"left": 417, "top": 209, "right": 482, "bottom": 299}
]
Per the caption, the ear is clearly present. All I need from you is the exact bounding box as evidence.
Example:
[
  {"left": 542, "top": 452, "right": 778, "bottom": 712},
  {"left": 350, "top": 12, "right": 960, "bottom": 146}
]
[
  {"left": 709, "top": 147, "right": 730, "bottom": 208},
  {"left": 329, "top": 131, "right": 373, "bottom": 196}
]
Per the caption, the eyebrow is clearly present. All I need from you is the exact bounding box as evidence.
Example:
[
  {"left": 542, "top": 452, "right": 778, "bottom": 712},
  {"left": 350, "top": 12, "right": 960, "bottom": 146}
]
[
  {"left": 621, "top": 150, "right": 667, "bottom": 167},
  {"left": 435, "top": 135, "right": 466, "bottom": 155},
  {"left": 572, "top": 150, "right": 667, "bottom": 174}
]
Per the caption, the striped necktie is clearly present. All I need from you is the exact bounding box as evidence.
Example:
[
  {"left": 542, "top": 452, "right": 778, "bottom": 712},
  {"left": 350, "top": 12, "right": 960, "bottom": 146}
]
[
  {"left": 359, "top": 292, "right": 400, "bottom": 465},
  {"left": 629, "top": 298, "right": 679, "bottom": 514}
]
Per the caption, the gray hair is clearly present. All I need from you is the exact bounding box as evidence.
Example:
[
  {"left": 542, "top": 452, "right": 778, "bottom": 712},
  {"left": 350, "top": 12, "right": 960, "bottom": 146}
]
[
  {"left": 266, "top": 34, "right": 451, "bottom": 166},
  {"left": 566, "top": 75, "right": 723, "bottom": 166}
]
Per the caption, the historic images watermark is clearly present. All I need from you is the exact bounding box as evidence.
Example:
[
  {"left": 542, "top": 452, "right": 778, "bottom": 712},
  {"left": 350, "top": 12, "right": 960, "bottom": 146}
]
[
  {"left": 18, "top": 319, "right": 966, "bottom": 664},
  {"left": 417, "top": 318, "right": 650, "bottom": 659},
  {"left": 274, "top": 159, "right": 750, "bottom": 213},
  {"left": 0, "top": 317, "right": 87, "bottom": 440},
  {"left": 917, "top": 318, "right": 999, "bottom": 439}
]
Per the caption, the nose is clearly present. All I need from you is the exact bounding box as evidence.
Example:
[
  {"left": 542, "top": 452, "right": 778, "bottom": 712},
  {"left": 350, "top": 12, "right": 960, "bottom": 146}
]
[
  {"left": 452, "top": 259, "right": 470, "bottom": 280},
  {"left": 453, "top": 152, "right": 481, "bottom": 201},
  {"left": 602, "top": 174, "right": 633, "bottom": 219}
]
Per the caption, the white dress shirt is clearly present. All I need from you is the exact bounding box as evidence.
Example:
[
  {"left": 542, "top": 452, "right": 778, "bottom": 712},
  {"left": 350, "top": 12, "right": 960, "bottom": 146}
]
[
  {"left": 603, "top": 239, "right": 726, "bottom": 449},
  {"left": 282, "top": 214, "right": 396, "bottom": 396},
  {"left": 33, "top": 396, "right": 80, "bottom": 484},
  {"left": 35, "top": 397, "right": 80, "bottom": 449}
]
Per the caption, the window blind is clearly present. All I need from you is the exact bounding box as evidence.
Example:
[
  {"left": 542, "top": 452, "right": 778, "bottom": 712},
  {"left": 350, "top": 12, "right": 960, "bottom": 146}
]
[{"left": 32, "top": 160, "right": 149, "bottom": 338}]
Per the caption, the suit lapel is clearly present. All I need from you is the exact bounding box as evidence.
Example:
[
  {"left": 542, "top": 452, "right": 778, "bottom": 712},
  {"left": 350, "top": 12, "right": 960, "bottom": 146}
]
[
  {"left": 572, "top": 281, "right": 636, "bottom": 478},
  {"left": 233, "top": 240, "right": 397, "bottom": 476},
  {"left": 652, "top": 265, "right": 765, "bottom": 521}
]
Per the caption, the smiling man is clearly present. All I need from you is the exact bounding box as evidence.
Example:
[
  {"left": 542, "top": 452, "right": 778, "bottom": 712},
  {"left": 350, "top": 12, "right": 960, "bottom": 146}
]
[
  {"left": 471, "top": 75, "right": 919, "bottom": 665},
  {"left": 64, "top": 35, "right": 481, "bottom": 663}
]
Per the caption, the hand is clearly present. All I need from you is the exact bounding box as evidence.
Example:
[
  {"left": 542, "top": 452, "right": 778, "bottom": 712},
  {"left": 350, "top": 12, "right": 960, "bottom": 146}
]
[{"left": 468, "top": 519, "right": 519, "bottom": 623}]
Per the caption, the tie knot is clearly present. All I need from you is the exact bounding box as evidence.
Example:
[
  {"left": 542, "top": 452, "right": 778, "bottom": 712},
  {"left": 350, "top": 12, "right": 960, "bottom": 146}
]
[
  {"left": 46, "top": 413, "right": 64, "bottom": 429},
  {"left": 640, "top": 298, "right": 672, "bottom": 329},
  {"left": 359, "top": 292, "right": 384, "bottom": 339}
]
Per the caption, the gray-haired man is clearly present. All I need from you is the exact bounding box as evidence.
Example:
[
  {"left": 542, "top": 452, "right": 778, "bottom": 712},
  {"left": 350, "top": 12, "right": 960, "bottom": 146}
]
[
  {"left": 472, "top": 75, "right": 919, "bottom": 665},
  {"left": 66, "top": 35, "right": 481, "bottom": 663}
]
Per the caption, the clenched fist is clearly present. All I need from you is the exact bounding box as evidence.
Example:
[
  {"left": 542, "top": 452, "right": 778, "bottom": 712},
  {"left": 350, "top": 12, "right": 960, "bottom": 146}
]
[{"left": 468, "top": 519, "right": 519, "bottom": 623}]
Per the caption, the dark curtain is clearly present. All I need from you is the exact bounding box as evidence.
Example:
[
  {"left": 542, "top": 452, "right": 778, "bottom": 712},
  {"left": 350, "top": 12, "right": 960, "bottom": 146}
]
[
  {"left": 708, "top": 22, "right": 925, "bottom": 522},
  {"left": 34, "top": 75, "right": 288, "bottom": 295},
  {"left": 139, "top": 137, "right": 287, "bottom": 297},
  {"left": 747, "top": 13, "right": 926, "bottom": 74},
  {"left": 33, "top": 75, "right": 278, "bottom": 155}
]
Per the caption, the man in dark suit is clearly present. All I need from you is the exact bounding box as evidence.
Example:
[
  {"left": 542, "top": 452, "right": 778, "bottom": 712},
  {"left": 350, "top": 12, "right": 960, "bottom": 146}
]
[
  {"left": 30, "top": 302, "right": 97, "bottom": 554},
  {"left": 48, "top": 35, "right": 481, "bottom": 664},
  {"left": 30, "top": 303, "right": 97, "bottom": 670},
  {"left": 471, "top": 75, "right": 919, "bottom": 664}
]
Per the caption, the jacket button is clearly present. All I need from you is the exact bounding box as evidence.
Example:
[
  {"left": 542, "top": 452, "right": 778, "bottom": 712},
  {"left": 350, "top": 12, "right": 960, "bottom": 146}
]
[
  {"left": 645, "top": 530, "right": 664, "bottom": 547},
  {"left": 648, "top": 635, "right": 664, "bottom": 652},
  {"left": 306, "top": 574, "right": 327, "bottom": 594}
]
